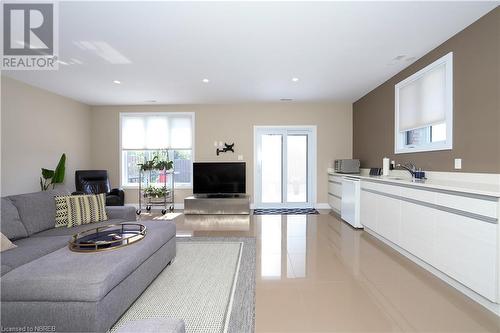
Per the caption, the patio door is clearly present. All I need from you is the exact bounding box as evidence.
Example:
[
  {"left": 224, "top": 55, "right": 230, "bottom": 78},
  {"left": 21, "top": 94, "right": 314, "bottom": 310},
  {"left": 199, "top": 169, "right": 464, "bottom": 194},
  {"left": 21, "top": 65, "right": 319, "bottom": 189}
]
[{"left": 254, "top": 126, "right": 316, "bottom": 208}]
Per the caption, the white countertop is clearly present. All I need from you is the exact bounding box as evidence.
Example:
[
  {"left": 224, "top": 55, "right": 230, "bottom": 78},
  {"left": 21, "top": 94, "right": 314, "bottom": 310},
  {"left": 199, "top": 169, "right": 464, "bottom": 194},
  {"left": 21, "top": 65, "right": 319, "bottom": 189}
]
[{"left": 328, "top": 169, "right": 500, "bottom": 198}]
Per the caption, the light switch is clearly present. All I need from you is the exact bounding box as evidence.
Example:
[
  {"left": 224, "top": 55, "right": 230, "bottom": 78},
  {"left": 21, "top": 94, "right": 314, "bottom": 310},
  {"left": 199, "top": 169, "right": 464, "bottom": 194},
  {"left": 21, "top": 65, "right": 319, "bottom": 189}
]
[
  {"left": 454, "top": 158, "right": 462, "bottom": 169},
  {"left": 237, "top": 155, "right": 244, "bottom": 161}
]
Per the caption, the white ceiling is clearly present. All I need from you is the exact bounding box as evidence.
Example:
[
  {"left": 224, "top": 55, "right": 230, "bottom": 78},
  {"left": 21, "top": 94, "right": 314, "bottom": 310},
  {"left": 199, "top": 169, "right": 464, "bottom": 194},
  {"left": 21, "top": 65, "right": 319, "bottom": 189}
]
[{"left": 3, "top": 1, "right": 498, "bottom": 105}]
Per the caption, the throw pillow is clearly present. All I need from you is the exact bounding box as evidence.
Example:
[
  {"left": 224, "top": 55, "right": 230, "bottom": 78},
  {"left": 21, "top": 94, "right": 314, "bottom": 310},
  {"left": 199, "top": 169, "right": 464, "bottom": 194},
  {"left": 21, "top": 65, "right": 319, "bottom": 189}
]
[
  {"left": 0, "top": 232, "right": 17, "bottom": 252},
  {"left": 54, "top": 196, "right": 69, "bottom": 228},
  {"left": 66, "top": 193, "right": 108, "bottom": 228}
]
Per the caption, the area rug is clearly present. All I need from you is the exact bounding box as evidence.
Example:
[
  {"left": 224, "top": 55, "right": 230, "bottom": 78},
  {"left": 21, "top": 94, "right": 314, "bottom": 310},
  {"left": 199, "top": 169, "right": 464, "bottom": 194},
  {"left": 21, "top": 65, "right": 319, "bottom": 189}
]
[
  {"left": 110, "top": 237, "right": 255, "bottom": 333},
  {"left": 253, "top": 208, "right": 319, "bottom": 215}
]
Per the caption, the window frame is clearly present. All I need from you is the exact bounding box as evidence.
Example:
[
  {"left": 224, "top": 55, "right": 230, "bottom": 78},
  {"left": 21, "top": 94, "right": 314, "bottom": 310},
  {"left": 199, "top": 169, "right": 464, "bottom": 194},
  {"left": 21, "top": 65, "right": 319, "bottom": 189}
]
[
  {"left": 119, "top": 112, "right": 195, "bottom": 189},
  {"left": 394, "top": 52, "right": 453, "bottom": 154}
]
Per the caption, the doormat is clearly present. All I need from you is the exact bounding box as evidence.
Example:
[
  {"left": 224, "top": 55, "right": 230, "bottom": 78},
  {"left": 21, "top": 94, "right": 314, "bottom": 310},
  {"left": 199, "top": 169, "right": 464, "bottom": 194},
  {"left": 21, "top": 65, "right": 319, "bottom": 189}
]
[{"left": 253, "top": 208, "right": 319, "bottom": 215}]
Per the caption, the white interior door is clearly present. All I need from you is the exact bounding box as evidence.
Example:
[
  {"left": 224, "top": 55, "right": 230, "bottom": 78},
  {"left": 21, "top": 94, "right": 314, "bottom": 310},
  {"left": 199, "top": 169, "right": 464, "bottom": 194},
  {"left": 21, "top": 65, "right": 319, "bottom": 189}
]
[{"left": 254, "top": 126, "right": 316, "bottom": 208}]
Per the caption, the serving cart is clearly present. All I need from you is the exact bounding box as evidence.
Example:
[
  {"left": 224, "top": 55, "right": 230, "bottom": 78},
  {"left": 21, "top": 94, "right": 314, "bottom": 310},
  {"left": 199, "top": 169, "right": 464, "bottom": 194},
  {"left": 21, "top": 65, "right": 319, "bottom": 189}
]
[{"left": 137, "top": 168, "right": 174, "bottom": 215}]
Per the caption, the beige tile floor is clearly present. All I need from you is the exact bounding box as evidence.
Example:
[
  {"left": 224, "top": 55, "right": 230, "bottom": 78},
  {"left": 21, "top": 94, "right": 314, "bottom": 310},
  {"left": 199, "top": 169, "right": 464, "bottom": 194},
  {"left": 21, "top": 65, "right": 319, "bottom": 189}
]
[{"left": 141, "top": 211, "right": 500, "bottom": 332}]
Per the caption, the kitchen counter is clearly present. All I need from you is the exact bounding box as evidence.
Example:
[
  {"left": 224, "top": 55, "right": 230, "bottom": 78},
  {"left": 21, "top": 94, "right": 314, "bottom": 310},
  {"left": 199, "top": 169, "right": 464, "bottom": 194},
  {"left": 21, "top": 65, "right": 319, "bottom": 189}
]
[{"left": 328, "top": 169, "right": 500, "bottom": 198}]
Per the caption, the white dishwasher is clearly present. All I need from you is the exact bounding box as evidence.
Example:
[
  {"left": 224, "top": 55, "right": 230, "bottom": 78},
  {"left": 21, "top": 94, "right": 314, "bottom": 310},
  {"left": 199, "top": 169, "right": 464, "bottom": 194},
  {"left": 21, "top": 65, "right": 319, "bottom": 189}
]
[{"left": 341, "top": 176, "right": 363, "bottom": 228}]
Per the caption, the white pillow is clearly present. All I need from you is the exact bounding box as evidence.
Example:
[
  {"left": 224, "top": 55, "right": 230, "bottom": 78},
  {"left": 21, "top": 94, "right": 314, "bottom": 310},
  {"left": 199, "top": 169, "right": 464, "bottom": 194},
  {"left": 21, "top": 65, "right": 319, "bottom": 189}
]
[{"left": 1, "top": 232, "right": 17, "bottom": 252}]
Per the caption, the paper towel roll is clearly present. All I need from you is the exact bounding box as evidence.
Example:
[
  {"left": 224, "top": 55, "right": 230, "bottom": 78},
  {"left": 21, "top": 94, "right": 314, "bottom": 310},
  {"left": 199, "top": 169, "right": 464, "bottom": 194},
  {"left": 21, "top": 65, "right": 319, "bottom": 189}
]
[{"left": 383, "top": 157, "right": 390, "bottom": 176}]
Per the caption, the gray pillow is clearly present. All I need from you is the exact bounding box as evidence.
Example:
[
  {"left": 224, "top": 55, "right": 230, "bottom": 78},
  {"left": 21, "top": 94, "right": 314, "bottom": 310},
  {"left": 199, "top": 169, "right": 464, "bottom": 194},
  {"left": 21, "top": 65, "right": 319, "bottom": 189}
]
[
  {"left": 8, "top": 189, "right": 69, "bottom": 236},
  {"left": 0, "top": 198, "right": 28, "bottom": 240}
]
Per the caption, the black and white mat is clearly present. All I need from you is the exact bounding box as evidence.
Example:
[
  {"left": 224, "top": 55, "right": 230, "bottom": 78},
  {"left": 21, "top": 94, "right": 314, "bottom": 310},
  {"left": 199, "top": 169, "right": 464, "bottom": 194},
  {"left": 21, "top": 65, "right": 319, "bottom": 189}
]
[
  {"left": 111, "top": 237, "right": 255, "bottom": 333},
  {"left": 253, "top": 208, "right": 319, "bottom": 215}
]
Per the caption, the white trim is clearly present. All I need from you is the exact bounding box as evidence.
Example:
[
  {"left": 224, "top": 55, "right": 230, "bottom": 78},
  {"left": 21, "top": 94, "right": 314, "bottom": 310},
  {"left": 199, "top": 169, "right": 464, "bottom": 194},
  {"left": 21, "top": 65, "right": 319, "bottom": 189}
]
[
  {"left": 394, "top": 52, "right": 453, "bottom": 154},
  {"left": 253, "top": 125, "right": 317, "bottom": 209},
  {"left": 314, "top": 203, "right": 331, "bottom": 210},
  {"left": 119, "top": 112, "right": 195, "bottom": 188}
]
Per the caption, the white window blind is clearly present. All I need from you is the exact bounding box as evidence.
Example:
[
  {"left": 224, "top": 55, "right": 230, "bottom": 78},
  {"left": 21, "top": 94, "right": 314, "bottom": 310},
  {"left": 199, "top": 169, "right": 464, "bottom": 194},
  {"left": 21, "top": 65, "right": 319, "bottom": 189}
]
[
  {"left": 121, "top": 114, "right": 193, "bottom": 149},
  {"left": 398, "top": 63, "right": 447, "bottom": 132}
]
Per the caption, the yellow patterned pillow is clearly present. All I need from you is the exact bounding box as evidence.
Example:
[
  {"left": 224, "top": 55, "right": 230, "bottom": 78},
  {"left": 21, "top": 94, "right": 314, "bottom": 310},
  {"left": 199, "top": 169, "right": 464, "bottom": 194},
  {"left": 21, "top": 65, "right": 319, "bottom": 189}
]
[
  {"left": 66, "top": 194, "right": 108, "bottom": 228},
  {"left": 54, "top": 196, "right": 69, "bottom": 228}
]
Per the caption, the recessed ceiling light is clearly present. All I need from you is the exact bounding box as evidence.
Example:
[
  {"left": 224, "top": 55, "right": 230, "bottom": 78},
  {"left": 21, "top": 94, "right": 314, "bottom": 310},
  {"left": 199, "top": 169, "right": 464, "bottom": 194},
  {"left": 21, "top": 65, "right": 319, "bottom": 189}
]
[
  {"left": 292, "top": 77, "right": 299, "bottom": 82},
  {"left": 202, "top": 78, "right": 210, "bottom": 83},
  {"left": 113, "top": 80, "right": 121, "bottom": 84},
  {"left": 280, "top": 98, "right": 293, "bottom": 102}
]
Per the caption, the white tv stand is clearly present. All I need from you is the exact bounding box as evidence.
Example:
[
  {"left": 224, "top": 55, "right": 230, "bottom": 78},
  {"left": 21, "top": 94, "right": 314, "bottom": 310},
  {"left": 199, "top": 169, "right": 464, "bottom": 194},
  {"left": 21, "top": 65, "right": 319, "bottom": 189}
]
[{"left": 184, "top": 194, "right": 250, "bottom": 215}]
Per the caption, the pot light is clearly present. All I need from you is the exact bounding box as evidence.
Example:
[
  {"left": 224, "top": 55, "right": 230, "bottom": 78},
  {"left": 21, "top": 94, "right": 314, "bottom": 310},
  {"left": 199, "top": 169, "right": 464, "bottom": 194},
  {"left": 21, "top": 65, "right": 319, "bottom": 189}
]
[
  {"left": 113, "top": 80, "right": 121, "bottom": 84},
  {"left": 292, "top": 77, "right": 299, "bottom": 82},
  {"left": 202, "top": 78, "right": 210, "bottom": 83}
]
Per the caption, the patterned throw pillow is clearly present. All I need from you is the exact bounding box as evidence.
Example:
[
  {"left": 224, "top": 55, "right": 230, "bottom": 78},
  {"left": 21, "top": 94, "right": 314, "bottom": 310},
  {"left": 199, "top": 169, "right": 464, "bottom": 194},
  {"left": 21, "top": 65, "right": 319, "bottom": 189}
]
[
  {"left": 54, "top": 196, "right": 69, "bottom": 228},
  {"left": 66, "top": 193, "right": 108, "bottom": 228}
]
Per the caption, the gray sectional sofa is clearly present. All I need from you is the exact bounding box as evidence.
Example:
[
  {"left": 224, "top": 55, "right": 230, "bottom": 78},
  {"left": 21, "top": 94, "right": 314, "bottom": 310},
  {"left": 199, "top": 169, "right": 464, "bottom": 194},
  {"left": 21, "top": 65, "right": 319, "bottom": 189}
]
[{"left": 1, "top": 190, "right": 177, "bottom": 332}]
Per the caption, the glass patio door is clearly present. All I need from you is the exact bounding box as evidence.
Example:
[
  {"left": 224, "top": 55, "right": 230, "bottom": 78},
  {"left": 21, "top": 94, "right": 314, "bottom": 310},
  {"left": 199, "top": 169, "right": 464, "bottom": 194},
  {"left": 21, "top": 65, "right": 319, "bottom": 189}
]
[{"left": 254, "top": 126, "right": 315, "bottom": 208}]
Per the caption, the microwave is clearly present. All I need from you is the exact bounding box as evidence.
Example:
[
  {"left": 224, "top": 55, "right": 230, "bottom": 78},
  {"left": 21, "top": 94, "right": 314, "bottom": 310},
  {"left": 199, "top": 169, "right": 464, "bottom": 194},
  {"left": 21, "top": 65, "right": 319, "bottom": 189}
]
[{"left": 334, "top": 159, "right": 360, "bottom": 174}]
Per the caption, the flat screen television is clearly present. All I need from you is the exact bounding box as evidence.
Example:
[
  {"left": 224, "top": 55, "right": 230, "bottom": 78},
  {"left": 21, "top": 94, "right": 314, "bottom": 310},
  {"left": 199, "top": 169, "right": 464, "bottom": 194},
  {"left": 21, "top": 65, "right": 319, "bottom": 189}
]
[{"left": 193, "top": 162, "right": 246, "bottom": 195}]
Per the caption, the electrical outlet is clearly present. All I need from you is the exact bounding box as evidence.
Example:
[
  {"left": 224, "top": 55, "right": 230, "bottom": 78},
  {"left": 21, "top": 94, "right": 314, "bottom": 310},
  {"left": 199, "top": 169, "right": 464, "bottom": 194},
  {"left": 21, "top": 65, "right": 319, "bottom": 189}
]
[{"left": 454, "top": 158, "right": 462, "bottom": 169}]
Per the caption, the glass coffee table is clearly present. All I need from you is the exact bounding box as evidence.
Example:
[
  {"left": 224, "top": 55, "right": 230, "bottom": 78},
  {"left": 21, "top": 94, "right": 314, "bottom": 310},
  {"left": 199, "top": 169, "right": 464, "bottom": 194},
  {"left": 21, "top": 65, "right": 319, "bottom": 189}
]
[{"left": 68, "top": 223, "right": 146, "bottom": 252}]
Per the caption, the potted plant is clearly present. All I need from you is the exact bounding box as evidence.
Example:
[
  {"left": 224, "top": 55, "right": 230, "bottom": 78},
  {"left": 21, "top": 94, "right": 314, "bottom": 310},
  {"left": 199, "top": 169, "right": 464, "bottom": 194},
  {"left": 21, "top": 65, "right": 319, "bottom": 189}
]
[{"left": 40, "top": 153, "right": 66, "bottom": 191}]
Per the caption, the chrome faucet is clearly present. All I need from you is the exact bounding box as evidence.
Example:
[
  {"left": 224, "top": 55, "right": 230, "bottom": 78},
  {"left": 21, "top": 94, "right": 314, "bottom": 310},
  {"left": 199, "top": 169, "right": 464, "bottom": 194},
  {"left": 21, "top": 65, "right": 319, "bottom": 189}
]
[{"left": 396, "top": 162, "right": 417, "bottom": 178}]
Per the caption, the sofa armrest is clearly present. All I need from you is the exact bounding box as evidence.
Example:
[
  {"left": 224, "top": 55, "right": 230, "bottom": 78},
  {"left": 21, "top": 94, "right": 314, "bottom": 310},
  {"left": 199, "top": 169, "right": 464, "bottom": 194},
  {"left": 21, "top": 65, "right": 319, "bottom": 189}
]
[
  {"left": 105, "top": 206, "right": 137, "bottom": 221},
  {"left": 108, "top": 188, "right": 125, "bottom": 206}
]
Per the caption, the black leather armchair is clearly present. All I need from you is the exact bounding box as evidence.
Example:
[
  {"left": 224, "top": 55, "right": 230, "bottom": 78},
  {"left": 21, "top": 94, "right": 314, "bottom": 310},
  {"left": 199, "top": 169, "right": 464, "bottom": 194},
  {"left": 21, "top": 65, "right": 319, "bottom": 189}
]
[{"left": 74, "top": 170, "right": 125, "bottom": 206}]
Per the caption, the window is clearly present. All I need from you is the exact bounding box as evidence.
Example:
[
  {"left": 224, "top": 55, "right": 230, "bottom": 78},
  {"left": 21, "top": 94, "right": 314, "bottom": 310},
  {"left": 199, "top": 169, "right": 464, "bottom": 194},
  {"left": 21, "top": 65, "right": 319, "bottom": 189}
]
[
  {"left": 120, "top": 113, "right": 194, "bottom": 188},
  {"left": 395, "top": 52, "right": 453, "bottom": 154}
]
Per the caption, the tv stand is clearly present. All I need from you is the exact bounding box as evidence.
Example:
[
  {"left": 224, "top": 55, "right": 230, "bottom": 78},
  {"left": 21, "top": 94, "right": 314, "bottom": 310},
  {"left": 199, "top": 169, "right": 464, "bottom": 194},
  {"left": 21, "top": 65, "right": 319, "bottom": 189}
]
[{"left": 184, "top": 194, "right": 250, "bottom": 215}]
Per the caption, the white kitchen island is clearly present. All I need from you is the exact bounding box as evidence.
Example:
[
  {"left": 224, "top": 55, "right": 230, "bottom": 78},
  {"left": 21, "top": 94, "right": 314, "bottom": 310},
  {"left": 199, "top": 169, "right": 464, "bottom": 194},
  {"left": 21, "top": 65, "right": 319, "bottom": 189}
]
[{"left": 328, "top": 168, "right": 500, "bottom": 315}]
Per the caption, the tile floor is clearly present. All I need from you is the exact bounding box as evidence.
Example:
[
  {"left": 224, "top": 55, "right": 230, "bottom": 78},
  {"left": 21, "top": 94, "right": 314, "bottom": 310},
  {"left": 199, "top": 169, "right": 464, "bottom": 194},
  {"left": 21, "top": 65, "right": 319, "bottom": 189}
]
[{"left": 141, "top": 211, "right": 500, "bottom": 332}]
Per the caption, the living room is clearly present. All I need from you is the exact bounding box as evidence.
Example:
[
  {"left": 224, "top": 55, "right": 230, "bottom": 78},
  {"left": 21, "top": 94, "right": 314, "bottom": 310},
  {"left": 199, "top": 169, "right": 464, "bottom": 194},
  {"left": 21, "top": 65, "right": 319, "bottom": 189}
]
[{"left": 1, "top": 2, "right": 500, "bottom": 333}]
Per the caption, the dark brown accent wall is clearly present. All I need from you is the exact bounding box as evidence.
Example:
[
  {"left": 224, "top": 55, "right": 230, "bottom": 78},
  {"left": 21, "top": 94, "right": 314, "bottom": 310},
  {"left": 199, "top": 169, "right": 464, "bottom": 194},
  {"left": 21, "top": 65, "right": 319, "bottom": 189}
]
[{"left": 353, "top": 7, "right": 500, "bottom": 173}]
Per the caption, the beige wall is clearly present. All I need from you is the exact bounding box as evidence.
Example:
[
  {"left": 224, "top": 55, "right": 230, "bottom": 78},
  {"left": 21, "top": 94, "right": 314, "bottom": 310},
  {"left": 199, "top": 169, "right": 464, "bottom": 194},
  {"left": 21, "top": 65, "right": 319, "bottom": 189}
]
[
  {"left": 353, "top": 7, "right": 500, "bottom": 173},
  {"left": 90, "top": 103, "right": 352, "bottom": 205},
  {"left": 1, "top": 76, "right": 92, "bottom": 196}
]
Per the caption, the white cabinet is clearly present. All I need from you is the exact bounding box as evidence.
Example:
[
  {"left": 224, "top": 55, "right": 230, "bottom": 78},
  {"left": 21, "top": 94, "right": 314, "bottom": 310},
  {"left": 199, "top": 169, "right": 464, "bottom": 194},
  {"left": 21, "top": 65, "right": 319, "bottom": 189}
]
[
  {"left": 360, "top": 190, "right": 377, "bottom": 230},
  {"left": 400, "top": 201, "right": 435, "bottom": 264},
  {"left": 377, "top": 195, "right": 402, "bottom": 246},
  {"left": 328, "top": 174, "right": 343, "bottom": 213},
  {"left": 359, "top": 179, "right": 499, "bottom": 304},
  {"left": 434, "top": 211, "right": 497, "bottom": 301}
]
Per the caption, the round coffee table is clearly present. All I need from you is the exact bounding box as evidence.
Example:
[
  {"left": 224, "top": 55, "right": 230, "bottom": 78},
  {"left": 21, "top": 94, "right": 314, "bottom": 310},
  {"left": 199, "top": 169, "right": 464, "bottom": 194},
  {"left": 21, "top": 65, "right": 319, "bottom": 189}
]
[{"left": 68, "top": 223, "right": 146, "bottom": 252}]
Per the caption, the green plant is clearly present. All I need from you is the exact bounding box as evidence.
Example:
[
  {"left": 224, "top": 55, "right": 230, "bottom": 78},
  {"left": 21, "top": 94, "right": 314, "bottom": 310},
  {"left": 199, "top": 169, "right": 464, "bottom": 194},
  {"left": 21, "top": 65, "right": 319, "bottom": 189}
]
[
  {"left": 40, "top": 153, "right": 66, "bottom": 191},
  {"left": 143, "top": 185, "right": 169, "bottom": 198},
  {"left": 138, "top": 152, "right": 173, "bottom": 171}
]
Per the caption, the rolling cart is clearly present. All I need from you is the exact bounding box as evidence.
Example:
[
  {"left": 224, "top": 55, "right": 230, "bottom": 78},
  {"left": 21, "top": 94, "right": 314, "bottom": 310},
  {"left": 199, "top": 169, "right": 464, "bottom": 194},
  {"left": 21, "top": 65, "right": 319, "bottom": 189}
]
[{"left": 136, "top": 168, "right": 174, "bottom": 215}]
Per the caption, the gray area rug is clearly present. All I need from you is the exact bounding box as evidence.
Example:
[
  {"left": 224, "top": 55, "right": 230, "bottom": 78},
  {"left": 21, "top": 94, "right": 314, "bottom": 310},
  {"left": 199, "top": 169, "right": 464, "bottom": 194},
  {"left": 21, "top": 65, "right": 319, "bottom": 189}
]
[{"left": 111, "top": 237, "right": 255, "bottom": 333}]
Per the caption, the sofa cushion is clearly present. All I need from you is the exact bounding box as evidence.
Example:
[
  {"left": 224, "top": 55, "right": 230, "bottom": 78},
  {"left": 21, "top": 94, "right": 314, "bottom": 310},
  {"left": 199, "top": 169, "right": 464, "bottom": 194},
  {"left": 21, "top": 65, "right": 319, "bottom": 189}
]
[
  {"left": 0, "top": 198, "right": 28, "bottom": 240},
  {"left": 54, "top": 196, "right": 69, "bottom": 228},
  {"left": 31, "top": 218, "right": 130, "bottom": 237},
  {"left": 1, "top": 221, "right": 176, "bottom": 302},
  {"left": 8, "top": 189, "right": 69, "bottom": 236},
  {"left": 1, "top": 232, "right": 17, "bottom": 252},
  {"left": 1, "top": 236, "right": 70, "bottom": 276},
  {"left": 66, "top": 193, "right": 108, "bottom": 228}
]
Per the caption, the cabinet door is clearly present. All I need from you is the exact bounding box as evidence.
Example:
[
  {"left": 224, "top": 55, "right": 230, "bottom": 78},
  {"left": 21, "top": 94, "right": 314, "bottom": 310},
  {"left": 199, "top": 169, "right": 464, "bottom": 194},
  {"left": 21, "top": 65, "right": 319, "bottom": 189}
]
[
  {"left": 328, "top": 194, "right": 341, "bottom": 213},
  {"left": 400, "top": 201, "right": 436, "bottom": 264},
  {"left": 360, "top": 190, "right": 377, "bottom": 230},
  {"left": 434, "top": 211, "right": 497, "bottom": 302},
  {"left": 376, "top": 195, "right": 401, "bottom": 246}
]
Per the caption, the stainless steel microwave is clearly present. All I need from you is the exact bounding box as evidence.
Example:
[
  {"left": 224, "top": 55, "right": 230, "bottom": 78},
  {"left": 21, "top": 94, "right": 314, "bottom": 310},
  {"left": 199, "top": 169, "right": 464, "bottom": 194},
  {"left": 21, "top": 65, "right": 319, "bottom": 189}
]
[{"left": 334, "top": 159, "right": 360, "bottom": 174}]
